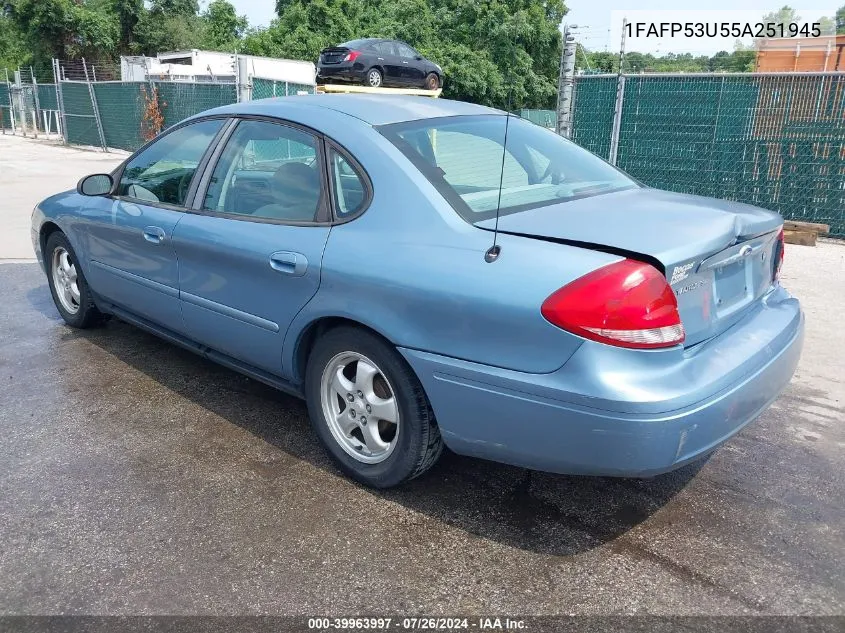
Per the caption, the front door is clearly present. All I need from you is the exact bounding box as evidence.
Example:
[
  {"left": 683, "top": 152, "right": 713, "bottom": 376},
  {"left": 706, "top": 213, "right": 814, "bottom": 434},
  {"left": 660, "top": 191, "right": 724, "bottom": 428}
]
[
  {"left": 395, "top": 42, "right": 425, "bottom": 87},
  {"left": 173, "top": 118, "right": 331, "bottom": 377},
  {"left": 84, "top": 118, "right": 226, "bottom": 333}
]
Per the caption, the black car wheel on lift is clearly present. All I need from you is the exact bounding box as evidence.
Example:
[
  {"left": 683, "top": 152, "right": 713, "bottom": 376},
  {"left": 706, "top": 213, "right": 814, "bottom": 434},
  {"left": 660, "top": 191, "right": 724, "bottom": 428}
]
[{"left": 366, "top": 68, "right": 383, "bottom": 87}]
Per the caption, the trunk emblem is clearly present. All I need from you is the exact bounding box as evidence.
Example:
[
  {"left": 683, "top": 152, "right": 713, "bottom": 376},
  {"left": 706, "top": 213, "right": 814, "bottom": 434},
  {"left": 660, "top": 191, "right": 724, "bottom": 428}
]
[{"left": 670, "top": 261, "right": 696, "bottom": 285}]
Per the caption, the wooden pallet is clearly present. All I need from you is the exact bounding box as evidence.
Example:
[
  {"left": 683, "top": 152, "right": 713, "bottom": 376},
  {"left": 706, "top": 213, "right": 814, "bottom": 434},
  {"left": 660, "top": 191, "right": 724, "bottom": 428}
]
[
  {"left": 782, "top": 220, "right": 830, "bottom": 247},
  {"left": 316, "top": 84, "right": 442, "bottom": 97}
]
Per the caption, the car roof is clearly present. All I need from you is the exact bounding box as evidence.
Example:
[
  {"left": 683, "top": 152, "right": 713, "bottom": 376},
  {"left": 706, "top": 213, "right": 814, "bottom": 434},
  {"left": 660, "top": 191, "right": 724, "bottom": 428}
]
[{"left": 207, "top": 95, "right": 505, "bottom": 127}]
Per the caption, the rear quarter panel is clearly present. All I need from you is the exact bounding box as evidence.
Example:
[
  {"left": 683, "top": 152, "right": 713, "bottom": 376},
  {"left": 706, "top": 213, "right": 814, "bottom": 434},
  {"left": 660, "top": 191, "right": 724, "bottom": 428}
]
[{"left": 280, "top": 112, "right": 622, "bottom": 376}]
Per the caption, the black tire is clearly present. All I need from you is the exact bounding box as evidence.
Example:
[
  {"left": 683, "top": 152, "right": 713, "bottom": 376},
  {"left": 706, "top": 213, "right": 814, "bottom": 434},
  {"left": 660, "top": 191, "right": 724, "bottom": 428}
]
[
  {"left": 365, "top": 67, "right": 383, "bottom": 88},
  {"left": 424, "top": 72, "right": 440, "bottom": 90},
  {"left": 45, "top": 232, "right": 106, "bottom": 329},
  {"left": 305, "top": 326, "right": 443, "bottom": 488}
]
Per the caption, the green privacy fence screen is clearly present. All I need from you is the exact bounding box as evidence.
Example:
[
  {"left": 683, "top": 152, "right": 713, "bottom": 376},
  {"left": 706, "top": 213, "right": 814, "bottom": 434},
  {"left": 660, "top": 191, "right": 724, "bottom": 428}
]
[
  {"left": 0, "top": 82, "right": 10, "bottom": 129},
  {"left": 252, "top": 78, "right": 315, "bottom": 99},
  {"left": 571, "top": 73, "right": 845, "bottom": 238},
  {"left": 36, "top": 84, "right": 59, "bottom": 111}
]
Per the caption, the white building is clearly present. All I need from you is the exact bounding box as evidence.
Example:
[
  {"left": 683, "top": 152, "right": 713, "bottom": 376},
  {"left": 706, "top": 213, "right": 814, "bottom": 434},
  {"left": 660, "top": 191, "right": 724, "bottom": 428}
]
[{"left": 121, "top": 50, "right": 316, "bottom": 87}]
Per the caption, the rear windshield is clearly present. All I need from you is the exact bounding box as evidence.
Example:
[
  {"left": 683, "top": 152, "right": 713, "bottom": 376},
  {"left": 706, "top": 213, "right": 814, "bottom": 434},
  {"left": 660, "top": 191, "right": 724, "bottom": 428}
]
[
  {"left": 378, "top": 115, "right": 638, "bottom": 222},
  {"left": 338, "top": 39, "right": 373, "bottom": 49}
]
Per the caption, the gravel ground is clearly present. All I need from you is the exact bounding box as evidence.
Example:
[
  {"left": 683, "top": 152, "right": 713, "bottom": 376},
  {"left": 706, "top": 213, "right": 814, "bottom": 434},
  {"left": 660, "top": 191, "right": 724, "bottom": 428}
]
[{"left": 0, "top": 134, "right": 842, "bottom": 617}]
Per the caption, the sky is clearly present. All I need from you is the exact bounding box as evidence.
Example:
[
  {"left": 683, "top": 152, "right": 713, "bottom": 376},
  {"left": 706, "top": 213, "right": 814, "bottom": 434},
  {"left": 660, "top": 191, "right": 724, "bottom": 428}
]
[{"left": 222, "top": 0, "right": 840, "bottom": 56}]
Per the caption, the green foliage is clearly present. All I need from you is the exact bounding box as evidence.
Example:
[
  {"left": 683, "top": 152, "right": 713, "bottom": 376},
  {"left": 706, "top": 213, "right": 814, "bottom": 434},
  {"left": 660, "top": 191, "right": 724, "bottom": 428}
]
[
  {"left": 0, "top": 13, "right": 29, "bottom": 70},
  {"left": 202, "top": 0, "right": 248, "bottom": 51},
  {"left": 836, "top": 5, "right": 845, "bottom": 34},
  {"left": 577, "top": 46, "right": 756, "bottom": 75},
  {"left": 244, "top": 0, "right": 566, "bottom": 109},
  {"left": 8, "top": 0, "right": 119, "bottom": 62}
]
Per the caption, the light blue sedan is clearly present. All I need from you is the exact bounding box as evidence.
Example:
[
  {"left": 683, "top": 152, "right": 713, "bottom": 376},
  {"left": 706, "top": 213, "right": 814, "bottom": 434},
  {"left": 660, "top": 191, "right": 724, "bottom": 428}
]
[{"left": 31, "top": 96, "right": 804, "bottom": 488}]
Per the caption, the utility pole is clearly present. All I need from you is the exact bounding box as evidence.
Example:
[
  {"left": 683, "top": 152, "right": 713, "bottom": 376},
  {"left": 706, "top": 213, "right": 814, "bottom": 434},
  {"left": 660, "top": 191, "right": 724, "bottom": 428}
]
[
  {"left": 556, "top": 24, "right": 578, "bottom": 138},
  {"left": 608, "top": 17, "right": 627, "bottom": 166}
]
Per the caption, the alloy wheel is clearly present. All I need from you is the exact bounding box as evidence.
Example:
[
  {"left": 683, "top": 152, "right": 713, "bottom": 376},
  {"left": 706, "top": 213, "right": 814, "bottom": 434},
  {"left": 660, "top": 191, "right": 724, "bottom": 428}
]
[
  {"left": 320, "top": 351, "right": 399, "bottom": 464},
  {"left": 52, "top": 247, "right": 81, "bottom": 315}
]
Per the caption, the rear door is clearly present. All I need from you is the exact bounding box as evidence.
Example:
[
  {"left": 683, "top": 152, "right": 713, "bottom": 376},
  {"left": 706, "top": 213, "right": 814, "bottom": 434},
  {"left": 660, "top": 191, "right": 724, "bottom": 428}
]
[
  {"left": 84, "top": 118, "right": 225, "bottom": 333},
  {"left": 173, "top": 118, "right": 331, "bottom": 377},
  {"left": 375, "top": 41, "right": 404, "bottom": 85}
]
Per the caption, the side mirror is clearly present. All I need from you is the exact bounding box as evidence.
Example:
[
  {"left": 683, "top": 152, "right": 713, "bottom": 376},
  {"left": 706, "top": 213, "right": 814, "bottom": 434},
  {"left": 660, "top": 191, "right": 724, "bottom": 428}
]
[
  {"left": 415, "top": 55, "right": 423, "bottom": 61},
  {"left": 78, "top": 173, "right": 114, "bottom": 196}
]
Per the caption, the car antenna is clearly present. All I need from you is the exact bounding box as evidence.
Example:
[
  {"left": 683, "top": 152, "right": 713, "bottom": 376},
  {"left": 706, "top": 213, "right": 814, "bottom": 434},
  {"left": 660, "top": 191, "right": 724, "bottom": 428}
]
[{"left": 484, "top": 113, "right": 511, "bottom": 263}]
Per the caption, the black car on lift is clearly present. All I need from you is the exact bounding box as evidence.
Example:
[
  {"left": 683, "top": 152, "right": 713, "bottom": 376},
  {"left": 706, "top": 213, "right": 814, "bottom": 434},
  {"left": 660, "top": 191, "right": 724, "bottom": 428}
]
[{"left": 317, "top": 38, "right": 443, "bottom": 90}]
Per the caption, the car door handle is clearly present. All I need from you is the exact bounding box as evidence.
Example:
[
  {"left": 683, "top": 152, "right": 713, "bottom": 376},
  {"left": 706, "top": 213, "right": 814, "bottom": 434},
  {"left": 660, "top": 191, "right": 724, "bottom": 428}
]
[
  {"left": 402, "top": 61, "right": 409, "bottom": 64},
  {"left": 269, "top": 251, "right": 308, "bottom": 277},
  {"left": 142, "top": 226, "right": 166, "bottom": 244}
]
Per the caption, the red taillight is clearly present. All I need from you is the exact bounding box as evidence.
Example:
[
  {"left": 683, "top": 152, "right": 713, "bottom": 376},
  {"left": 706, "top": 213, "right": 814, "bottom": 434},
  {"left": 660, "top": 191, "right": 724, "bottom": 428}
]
[
  {"left": 775, "top": 228, "right": 785, "bottom": 281},
  {"left": 541, "top": 259, "right": 685, "bottom": 349},
  {"left": 343, "top": 50, "right": 361, "bottom": 62}
]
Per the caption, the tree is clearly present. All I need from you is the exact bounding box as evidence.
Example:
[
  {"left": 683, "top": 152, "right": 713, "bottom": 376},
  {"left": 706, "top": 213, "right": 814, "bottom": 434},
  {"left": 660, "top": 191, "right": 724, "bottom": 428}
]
[
  {"left": 816, "top": 16, "right": 836, "bottom": 35},
  {"left": 245, "top": 0, "right": 566, "bottom": 109},
  {"left": 836, "top": 5, "right": 845, "bottom": 34},
  {"left": 202, "top": 0, "right": 248, "bottom": 51},
  {"left": 132, "top": 0, "right": 204, "bottom": 54},
  {"left": 9, "top": 0, "right": 118, "bottom": 63},
  {"left": 761, "top": 5, "right": 801, "bottom": 27},
  {"left": 114, "top": 0, "right": 143, "bottom": 53},
  {"left": 0, "top": 10, "right": 28, "bottom": 70}
]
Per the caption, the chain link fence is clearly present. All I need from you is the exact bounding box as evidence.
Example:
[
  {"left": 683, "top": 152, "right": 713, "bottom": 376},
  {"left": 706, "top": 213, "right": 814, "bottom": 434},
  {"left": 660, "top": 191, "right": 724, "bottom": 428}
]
[
  {"left": 2, "top": 61, "right": 842, "bottom": 237},
  {"left": 571, "top": 72, "right": 845, "bottom": 238}
]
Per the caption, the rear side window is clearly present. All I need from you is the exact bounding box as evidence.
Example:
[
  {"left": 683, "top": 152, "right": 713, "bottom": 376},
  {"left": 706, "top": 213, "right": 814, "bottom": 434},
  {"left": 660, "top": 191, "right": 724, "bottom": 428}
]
[
  {"left": 203, "top": 119, "right": 323, "bottom": 223},
  {"left": 378, "top": 115, "right": 637, "bottom": 222},
  {"left": 329, "top": 149, "right": 368, "bottom": 218},
  {"left": 119, "top": 118, "right": 224, "bottom": 206}
]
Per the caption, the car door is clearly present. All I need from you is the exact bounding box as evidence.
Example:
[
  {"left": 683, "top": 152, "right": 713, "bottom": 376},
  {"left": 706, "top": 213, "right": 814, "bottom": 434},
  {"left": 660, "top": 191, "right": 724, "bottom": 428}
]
[
  {"left": 376, "top": 41, "right": 404, "bottom": 86},
  {"left": 172, "top": 118, "right": 331, "bottom": 377},
  {"left": 395, "top": 42, "right": 425, "bottom": 86},
  {"left": 83, "top": 118, "right": 226, "bottom": 333}
]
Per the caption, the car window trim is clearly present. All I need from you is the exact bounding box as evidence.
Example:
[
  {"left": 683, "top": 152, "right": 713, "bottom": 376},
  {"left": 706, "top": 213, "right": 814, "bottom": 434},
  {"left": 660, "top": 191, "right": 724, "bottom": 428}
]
[
  {"left": 189, "top": 114, "right": 333, "bottom": 227},
  {"left": 323, "top": 139, "right": 373, "bottom": 224},
  {"left": 109, "top": 115, "right": 232, "bottom": 212}
]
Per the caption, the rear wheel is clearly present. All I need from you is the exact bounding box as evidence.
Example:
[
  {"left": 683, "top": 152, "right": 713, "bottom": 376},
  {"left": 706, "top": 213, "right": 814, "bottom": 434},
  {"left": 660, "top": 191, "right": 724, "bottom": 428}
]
[
  {"left": 45, "top": 232, "right": 106, "bottom": 328},
  {"left": 424, "top": 73, "right": 440, "bottom": 90},
  {"left": 305, "top": 326, "right": 443, "bottom": 488},
  {"left": 365, "top": 68, "right": 383, "bottom": 88}
]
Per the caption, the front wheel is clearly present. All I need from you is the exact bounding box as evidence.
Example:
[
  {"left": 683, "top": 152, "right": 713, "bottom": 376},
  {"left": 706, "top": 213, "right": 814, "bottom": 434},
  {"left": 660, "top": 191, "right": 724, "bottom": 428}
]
[
  {"left": 365, "top": 68, "right": 383, "bottom": 88},
  {"left": 45, "top": 232, "right": 106, "bottom": 328},
  {"left": 305, "top": 326, "right": 443, "bottom": 488},
  {"left": 424, "top": 73, "right": 440, "bottom": 90}
]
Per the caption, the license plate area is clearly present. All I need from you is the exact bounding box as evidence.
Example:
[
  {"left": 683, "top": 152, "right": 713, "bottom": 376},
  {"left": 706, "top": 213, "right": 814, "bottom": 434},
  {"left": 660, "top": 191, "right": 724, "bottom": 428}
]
[{"left": 713, "top": 260, "right": 751, "bottom": 316}]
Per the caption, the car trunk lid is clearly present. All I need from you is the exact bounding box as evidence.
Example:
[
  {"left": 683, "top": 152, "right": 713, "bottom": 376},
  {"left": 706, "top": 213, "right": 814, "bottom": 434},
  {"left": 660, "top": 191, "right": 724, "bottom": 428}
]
[
  {"left": 320, "top": 47, "right": 350, "bottom": 65},
  {"left": 476, "top": 187, "right": 783, "bottom": 347}
]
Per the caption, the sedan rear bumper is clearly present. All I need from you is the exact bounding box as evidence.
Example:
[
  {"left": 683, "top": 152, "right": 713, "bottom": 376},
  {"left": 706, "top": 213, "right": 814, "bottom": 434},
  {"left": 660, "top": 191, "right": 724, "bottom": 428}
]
[
  {"left": 317, "top": 63, "right": 367, "bottom": 84},
  {"left": 400, "top": 285, "right": 804, "bottom": 476}
]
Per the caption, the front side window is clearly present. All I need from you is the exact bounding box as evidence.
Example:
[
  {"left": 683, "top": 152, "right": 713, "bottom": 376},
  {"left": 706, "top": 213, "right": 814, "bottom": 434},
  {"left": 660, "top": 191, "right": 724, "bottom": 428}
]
[
  {"left": 119, "top": 118, "right": 224, "bottom": 206},
  {"left": 329, "top": 149, "right": 367, "bottom": 218},
  {"left": 379, "top": 115, "right": 638, "bottom": 222},
  {"left": 396, "top": 43, "right": 417, "bottom": 58},
  {"left": 203, "top": 119, "right": 323, "bottom": 223}
]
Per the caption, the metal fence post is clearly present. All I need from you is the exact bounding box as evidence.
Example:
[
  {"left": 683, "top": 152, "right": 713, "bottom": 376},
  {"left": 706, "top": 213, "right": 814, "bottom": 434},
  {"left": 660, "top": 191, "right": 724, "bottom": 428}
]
[
  {"left": 53, "top": 59, "right": 68, "bottom": 143},
  {"left": 608, "top": 17, "right": 628, "bottom": 165},
  {"left": 82, "top": 58, "right": 108, "bottom": 152},
  {"left": 30, "top": 67, "right": 41, "bottom": 137},
  {"left": 237, "top": 55, "right": 251, "bottom": 102},
  {"left": 556, "top": 26, "right": 577, "bottom": 138},
  {"left": 608, "top": 75, "right": 625, "bottom": 166}
]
